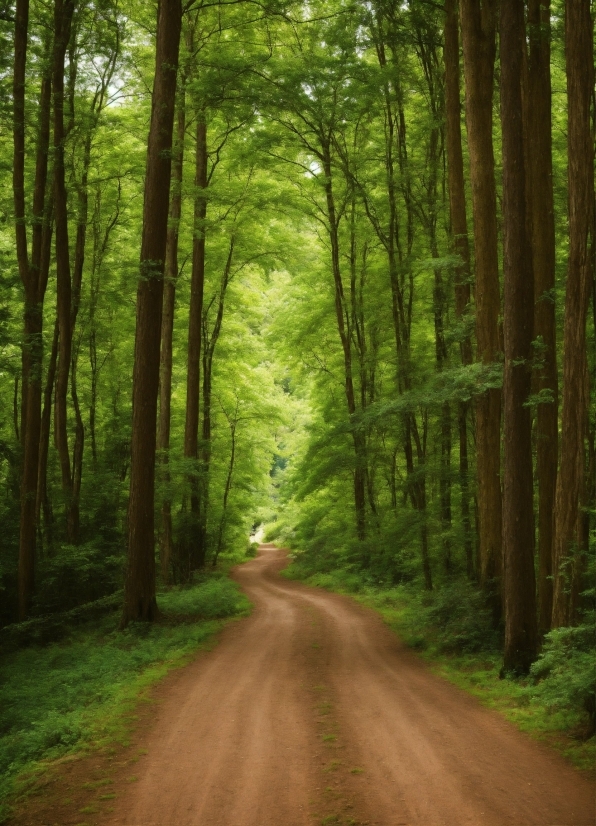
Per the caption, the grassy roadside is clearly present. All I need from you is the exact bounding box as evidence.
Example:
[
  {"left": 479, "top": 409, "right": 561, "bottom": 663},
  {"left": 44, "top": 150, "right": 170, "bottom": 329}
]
[
  {"left": 282, "top": 560, "right": 595, "bottom": 775},
  {"left": 0, "top": 571, "right": 252, "bottom": 822}
]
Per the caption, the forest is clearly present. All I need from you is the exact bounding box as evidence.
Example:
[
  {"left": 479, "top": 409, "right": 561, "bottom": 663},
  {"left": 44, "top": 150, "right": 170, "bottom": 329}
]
[{"left": 0, "top": 0, "right": 594, "bottom": 814}]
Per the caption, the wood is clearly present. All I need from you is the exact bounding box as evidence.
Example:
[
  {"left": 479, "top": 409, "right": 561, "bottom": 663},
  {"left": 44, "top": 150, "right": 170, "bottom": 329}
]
[
  {"left": 526, "top": 0, "right": 558, "bottom": 635},
  {"left": 444, "top": 0, "right": 474, "bottom": 578},
  {"left": 53, "top": 0, "right": 76, "bottom": 542},
  {"left": 183, "top": 116, "right": 208, "bottom": 571},
  {"left": 322, "top": 145, "right": 366, "bottom": 542},
  {"left": 123, "top": 0, "right": 182, "bottom": 625},
  {"left": 158, "top": 84, "right": 186, "bottom": 584},
  {"left": 460, "top": 0, "right": 502, "bottom": 617},
  {"left": 13, "top": 1, "right": 53, "bottom": 618},
  {"left": 551, "top": 0, "right": 594, "bottom": 628},
  {"left": 199, "top": 240, "right": 235, "bottom": 567},
  {"left": 500, "top": 0, "right": 538, "bottom": 673}
]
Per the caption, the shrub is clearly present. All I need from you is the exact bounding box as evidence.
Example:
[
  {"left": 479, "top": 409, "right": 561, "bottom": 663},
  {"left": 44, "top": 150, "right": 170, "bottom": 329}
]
[
  {"left": 529, "top": 619, "right": 596, "bottom": 736},
  {"left": 422, "top": 579, "right": 500, "bottom": 654},
  {"left": 158, "top": 578, "right": 248, "bottom": 619}
]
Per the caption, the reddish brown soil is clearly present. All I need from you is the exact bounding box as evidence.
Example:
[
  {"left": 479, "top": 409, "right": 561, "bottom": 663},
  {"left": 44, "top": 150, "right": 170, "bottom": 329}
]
[{"left": 9, "top": 545, "right": 596, "bottom": 825}]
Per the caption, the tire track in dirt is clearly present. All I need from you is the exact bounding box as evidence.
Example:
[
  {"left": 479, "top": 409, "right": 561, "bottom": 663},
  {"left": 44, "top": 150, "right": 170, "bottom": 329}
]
[{"left": 105, "top": 545, "right": 594, "bottom": 826}]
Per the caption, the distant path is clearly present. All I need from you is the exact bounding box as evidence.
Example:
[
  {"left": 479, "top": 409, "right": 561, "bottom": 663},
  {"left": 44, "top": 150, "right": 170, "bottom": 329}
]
[{"left": 108, "top": 545, "right": 595, "bottom": 826}]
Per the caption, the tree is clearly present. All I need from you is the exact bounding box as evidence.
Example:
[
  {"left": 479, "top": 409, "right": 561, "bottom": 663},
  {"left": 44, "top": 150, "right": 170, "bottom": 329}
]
[
  {"left": 444, "top": 0, "right": 474, "bottom": 579},
  {"left": 13, "top": 0, "right": 53, "bottom": 619},
  {"left": 500, "top": 0, "right": 538, "bottom": 673},
  {"left": 526, "top": 0, "right": 558, "bottom": 636},
  {"left": 158, "top": 76, "right": 187, "bottom": 585},
  {"left": 123, "top": 0, "right": 182, "bottom": 625},
  {"left": 459, "top": 0, "right": 502, "bottom": 617},
  {"left": 53, "top": 0, "right": 77, "bottom": 543},
  {"left": 551, "top": 0, "right": 594, "bottom": 628}
]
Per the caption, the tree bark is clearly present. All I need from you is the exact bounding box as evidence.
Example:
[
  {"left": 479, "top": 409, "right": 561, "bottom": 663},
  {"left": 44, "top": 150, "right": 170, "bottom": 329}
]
[
  {"left": 551, "top": 0, "right": 594, "bottom": 628},
  {"left": 183, "top": 116, "right": 208, "bottom": 571},
  {"left": 13, "top": 1, "right": 53, "bottom": 618},
  {"left": 123, "top": 0, "right": 182, "bottom": 625},
  {"left": 460, "top": 0, "right": 502, "bottom": 617},
  {"left": 214, "top": 414, "right": 237, "bottom": 567},
  {"left": 444, "top": 0, "right": 474, "bottom": 579},
  {"left": 158, "top": 85, "right": 186, "bottom": 585},
  {"left": 198, "top": 240, "right": 234, "bottom": 567},
  {"left": 322, "top": 146, "right": 366, "bottom": 542},
  {"left": 500, "top": 0, "right": 538, "bottom": 674},
  {"left": 53, "top": 0, "right": 76, "bottom": 543},
  {"left": 36, "top": 319, "right": 59, "bottom": 551},
  {"left": 526, "top": 0, "right": 558, "bottom": 636}
]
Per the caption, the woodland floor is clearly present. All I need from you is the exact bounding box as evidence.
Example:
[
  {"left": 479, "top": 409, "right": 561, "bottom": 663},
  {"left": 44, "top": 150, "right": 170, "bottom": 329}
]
[{"left": 7, "top": 545, "right": 595, "bottom": 826}]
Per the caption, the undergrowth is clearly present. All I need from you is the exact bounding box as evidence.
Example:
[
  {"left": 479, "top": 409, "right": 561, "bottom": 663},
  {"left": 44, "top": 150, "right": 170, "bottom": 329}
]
[
  {"left": 283, "top": 557, "right": 596, "bottom": 774},
  {"left": 0, "top": 572, "right": 251, "bottom": 821}
]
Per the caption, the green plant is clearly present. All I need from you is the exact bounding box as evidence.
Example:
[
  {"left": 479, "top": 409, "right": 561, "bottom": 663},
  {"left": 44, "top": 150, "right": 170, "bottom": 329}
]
[{"left": 529, "top": 618, "right": 596, "bottom": 735}]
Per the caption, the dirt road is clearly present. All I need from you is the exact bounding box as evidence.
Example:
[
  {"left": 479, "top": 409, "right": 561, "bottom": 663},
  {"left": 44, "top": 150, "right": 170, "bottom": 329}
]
[{"left": 108, "top": 545, "right": 595, "bottom": 826}]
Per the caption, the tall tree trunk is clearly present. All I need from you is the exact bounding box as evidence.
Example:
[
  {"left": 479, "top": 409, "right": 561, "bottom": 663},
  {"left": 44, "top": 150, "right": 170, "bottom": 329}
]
[
  {"left": 59, "top": 124, "right": 92, "bottom": 544},
  {"left": 37, "top": 319, "right": 59, "bottom": 551},
  {"left": 322, "top": 146, "right": 366, "bottom": 541},
  {"left": 214, "top": 415, "right": 236, "bottom": 567},
  {"left": 526, "top": 0, "right": 558, "bottom": 636},
  {"left": 444, "top": 0, "right": 474, "bottom": 578},
  {"left": 198, "top": 240, "right": 234, "bottom": 565},
  {"left": 13, "top": 2, "right": 53, "bottom": 619},
  {"left": 70, "top": 341, "right": 84, "bottom": 541},
  {"left": 500, "top": 0, "right": 538, "bottom": 674},
  {"left": 158, "top": 86, "right": 186, "bottom": 585},
  {"left": 460, "top": 0, "right": 502, "bottom": 618},
  {"left": 53, "top": 0, "right": 76, "bottom": 543},
  {"left": 551, "top": 0, "right": 594, "bottom": 628},
  {"left": 122, "top": 0, "right": 182, "bottom": 625},
  {"left": 183, "top": 116, "right": 208, "bottom": 571}
]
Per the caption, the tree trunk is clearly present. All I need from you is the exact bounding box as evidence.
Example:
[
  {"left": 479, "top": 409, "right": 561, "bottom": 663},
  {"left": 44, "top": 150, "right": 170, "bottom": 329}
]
[
  {"left": 183, "top": 116, "right": 208, "bottom": 571},
  {"left": 214, "top": 417, "right": 236, "bottom": 567},
  {"left": 526, "top": 0, "right": 558, "bottom": 636},
  {"left": 460, "top": 0, "right": 502, "bottom": 618},
  {"left": 123, "top": 0, "right": 182, "bottom": 625},
  {"left": 13, "top": 1, "right": 53, "bottom": 619},
  {"left": 551, "top": 0, "right": 594, "bottom": 628},
  {"left": 53, "top": 0, "right": 76, "bottom": 543},
  {"left": 36, "top": 319, "right": 59, "bottom": 551},
  {"left": 198, "top": 239, "right": 234, "bottom": 566},
  {"left": 158, "top": 86, "right": 186, "bottom": 585},
  {"left": 500, "top": 0, "right": 538, "bottom": 674},
  {"left": 322, "top": 146, "right": 366, "bottom": 541},
  {"left": 444, "top": 0, "right": 475, "bottom": 578}
]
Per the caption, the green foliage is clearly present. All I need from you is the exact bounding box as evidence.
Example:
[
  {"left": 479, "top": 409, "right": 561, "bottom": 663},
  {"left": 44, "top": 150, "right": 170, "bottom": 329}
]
[
  {"left": 529, "top": 619, "right": 596, "bottom": 733},
  {"left": 246, "top": 541, "right": 259, "bottom": 558},
  {"left": 32, "top": 542, "right": 123, "bottom": 615},
  {"left": 418, "top": 581, "right": 501, "bottom": 654},
  {"left": 158, "top": 577, "right": 248, "bottom": 619}
]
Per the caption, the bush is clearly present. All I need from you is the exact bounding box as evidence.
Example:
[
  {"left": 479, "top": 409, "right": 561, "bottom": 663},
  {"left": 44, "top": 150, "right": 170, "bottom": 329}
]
[
  {"left": 158, "top": 578, "right": 248, "bottom": 619},
  {"left": 422, "top": 579, "right": 500, "bottom": 654},
  {"left": 246, "top": 541, "right": 259, "bottom": 558},
  {"left": 529, "top": 619, "right": 596, "bottom": 735}
]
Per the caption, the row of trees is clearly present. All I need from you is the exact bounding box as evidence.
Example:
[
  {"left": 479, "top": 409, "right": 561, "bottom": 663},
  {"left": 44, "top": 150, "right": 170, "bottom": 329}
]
[
  {"left": 261, "top": 0, "right": 594, "bottom": 674},
  {"left": 2, "top": 0, "right": 594, "bottom": 675},
  {"left": 2, "top": 0, "right": 285, "bottom": 627}
]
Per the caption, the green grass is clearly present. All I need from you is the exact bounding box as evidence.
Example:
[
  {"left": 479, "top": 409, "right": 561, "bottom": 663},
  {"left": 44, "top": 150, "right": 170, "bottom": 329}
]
[
  {"left": 284, "top": 561, "right": 596, "bottom": 774},
  {"left": 0, "top": 574, "right": 251, "bottom": 820}
]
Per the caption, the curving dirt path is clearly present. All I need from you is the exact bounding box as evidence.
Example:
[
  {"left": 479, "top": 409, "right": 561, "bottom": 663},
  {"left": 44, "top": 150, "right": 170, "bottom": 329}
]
[{"left": 107, "top": 545, "right": 595, "bottom": 826}]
